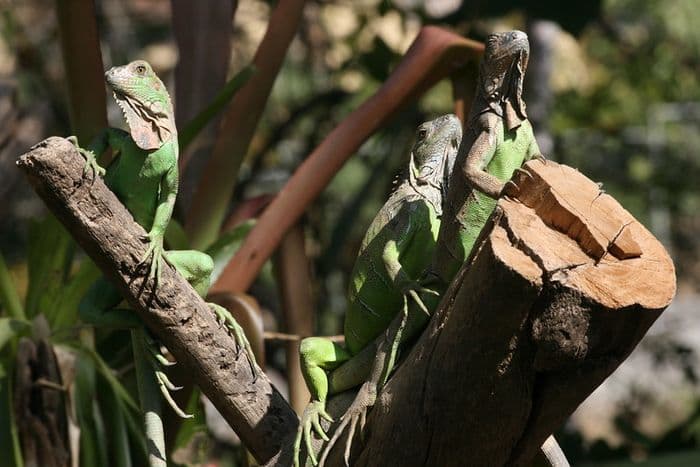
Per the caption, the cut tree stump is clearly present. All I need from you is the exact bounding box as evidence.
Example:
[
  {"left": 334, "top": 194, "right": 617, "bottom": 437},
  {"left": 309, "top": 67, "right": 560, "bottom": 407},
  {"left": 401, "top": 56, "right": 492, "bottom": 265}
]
[
  {"left": 339, "top": 159, "right": 675, "bottom": 466},
  {"left": 16, "top": 138, "right": 298, "bottom": 465}
]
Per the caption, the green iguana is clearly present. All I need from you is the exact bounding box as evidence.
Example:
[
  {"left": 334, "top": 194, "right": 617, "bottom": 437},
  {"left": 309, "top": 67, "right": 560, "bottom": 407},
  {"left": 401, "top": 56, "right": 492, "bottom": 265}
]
[
  {"left": 71, "top": 60, "right": 256, "bottom": 467},
  {"left": 293, "top": 114, "right": 462, "bottom": 466},
  {"left": 430, "top": 30, "right": 568, "bottom": 467}
]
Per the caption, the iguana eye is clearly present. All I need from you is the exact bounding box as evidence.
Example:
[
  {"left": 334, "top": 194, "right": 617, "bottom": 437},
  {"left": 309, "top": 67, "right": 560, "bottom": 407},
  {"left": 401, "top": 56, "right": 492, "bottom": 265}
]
[
  {"left": 417, "top": 128, "right": 428, "bottom": 140},
  {"left": 135, "top": 65, "right": 147, "bottom": 74}
]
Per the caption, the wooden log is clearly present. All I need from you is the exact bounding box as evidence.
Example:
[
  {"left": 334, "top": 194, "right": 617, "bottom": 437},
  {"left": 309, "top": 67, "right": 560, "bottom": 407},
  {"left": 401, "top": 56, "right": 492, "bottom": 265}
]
[
  {"left": 350, "top": 159, "right": 675, "bottom": 466},
  {"left": 16, "top": 137, "right": 298, "bottom": 465}
]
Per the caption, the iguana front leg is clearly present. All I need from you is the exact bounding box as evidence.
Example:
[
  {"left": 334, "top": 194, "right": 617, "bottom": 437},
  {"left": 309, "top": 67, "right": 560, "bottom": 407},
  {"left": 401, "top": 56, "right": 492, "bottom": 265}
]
[
  {"left": 293, "top": 338, "right": 352, "bottom": 466},
  {"left": 67, "top": 128, "right": 130, "bottom": 179},
  {"left": 140, "top": 166, "right": 177, "bottom": 285},
  {"left": 382, "top": 239, "right": 438, "bottom": 314},
  {"left": 462, "top": 125, "right": 501, "bottom": 199}
]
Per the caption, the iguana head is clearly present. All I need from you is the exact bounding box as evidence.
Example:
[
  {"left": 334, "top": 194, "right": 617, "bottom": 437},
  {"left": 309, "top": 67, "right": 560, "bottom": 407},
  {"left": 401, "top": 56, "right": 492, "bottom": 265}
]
[
  {"left": 105, "top": 60, "right": 176, "bottom": 151},
  {"left": 480, "top": 30, "right": 530, "bottom": 129},
  {"left": 410, "top": 114, "right": 462, "bottom": 194}
]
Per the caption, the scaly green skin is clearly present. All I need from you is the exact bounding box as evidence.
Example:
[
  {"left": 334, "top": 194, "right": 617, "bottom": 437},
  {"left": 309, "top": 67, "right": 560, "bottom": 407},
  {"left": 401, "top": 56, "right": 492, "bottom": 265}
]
[
  {"left": 73, "top": 61, "right": 256, "bottom": 467},
  {"left": 294, "top": 115, "right": 462, "bottom": 466},
  {"left": 431, "top": 31, "right": 568, "bottom": 467}
]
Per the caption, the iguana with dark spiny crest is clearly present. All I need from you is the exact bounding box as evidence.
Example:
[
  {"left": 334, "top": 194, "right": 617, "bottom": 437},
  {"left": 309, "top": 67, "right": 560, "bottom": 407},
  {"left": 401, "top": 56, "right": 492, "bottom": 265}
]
[
  {"left": 429, "top": 30, "right": 568, "bottom": 467},
  {"left": 70, "top": 60, "right": 257, "bottom": 467}
]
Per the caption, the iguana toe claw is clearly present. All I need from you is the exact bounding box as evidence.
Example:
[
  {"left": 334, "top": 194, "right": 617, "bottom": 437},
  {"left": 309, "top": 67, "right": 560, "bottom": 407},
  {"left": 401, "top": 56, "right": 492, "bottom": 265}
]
[
  {"left": 513, "top": 166, "right": 534, "bottom": 180},
  {"left": 294, "top": 400, "right": 333, "bottom": 467},
  {"left": 143, "top": 335, "right": 193, "bottom": 419},
  {"left": 502, "top": 179, "right": 520, "bottom": 198},
  {"left": 139, "top": 233, "right": 167, "bottom": 288},
  {"left": 407, "top": 289, "right": 429, "bottom": 315},
  {"left": 417, "top": 286, "right": 440, "bottom": 297},
  {"left": 533, "top": 153, "right": 548, "bottom": 165}
]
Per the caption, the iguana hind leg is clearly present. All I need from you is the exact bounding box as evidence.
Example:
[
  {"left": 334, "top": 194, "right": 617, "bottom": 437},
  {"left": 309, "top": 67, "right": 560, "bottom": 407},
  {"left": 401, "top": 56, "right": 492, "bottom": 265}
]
[
  {"left": 78, "top": 277, "right": 140, "bottom": 328},
  {"left": 166, "top": 249, "right": 259, "bottom": 375},
  {"left": 318, "top": 299, "right": 410, "bottom": 467},
  {"left": 163, "top": 250, "right": 214, "bottom": 297},
  {"left": 294, "top": 338, "right": 352, "bottom": 466}
]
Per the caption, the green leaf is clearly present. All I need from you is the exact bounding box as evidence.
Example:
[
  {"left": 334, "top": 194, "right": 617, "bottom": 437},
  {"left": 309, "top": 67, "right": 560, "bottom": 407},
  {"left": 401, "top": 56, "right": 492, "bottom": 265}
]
[
  {"left": 0, "top": 318, "right": 30, "bottom": 351},
  {"left": 97, "top": 372, "right": 133, "bottom": 467},
  {"left": 205, "top": 219, "right": 256, "bottom": 283},
  {"left": 0, "top": 360, "right": 23, "bottom": 467},
  {"left": 122, "top": 396, "right": 149, "bottom": 463},
  {"left": 25, "top": 215, "right": 73, "bottom": 320},
  {"left": 51, "top": 260, "right": 100, "bottom": 331},
  {"left": 74, "top": 351, "right": 109, "bottom": 467},
  {"left": 71, "top": 344, "right": 139, "bottom": 412},
  {"left": 0, "top": 252, "right": 24, "bottom": 320},
  {"left": 178, "top": 65, "right": 256, "bottom": 151}
]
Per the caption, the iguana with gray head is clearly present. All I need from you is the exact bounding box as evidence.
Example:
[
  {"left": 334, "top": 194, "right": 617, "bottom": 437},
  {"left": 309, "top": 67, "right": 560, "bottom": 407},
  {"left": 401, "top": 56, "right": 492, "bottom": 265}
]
[
  {"left": 293, "top": 114, "right": 462, "bottom": 466},
  {"left": 429, "top": 30, "right": 568, "bottom": 467},
  {"left": 70, "top": 60, "right": 257, "bottom": 467}
]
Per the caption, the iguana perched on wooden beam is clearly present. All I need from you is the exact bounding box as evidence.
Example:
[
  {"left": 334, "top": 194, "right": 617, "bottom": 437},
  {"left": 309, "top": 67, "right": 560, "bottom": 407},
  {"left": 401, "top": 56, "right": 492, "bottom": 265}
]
[
  {"left": 429, "top": 30, "right": 568, "bottom": 467},
  {"left": 70, "top": 60, "right": 257, "bottom": 467}
]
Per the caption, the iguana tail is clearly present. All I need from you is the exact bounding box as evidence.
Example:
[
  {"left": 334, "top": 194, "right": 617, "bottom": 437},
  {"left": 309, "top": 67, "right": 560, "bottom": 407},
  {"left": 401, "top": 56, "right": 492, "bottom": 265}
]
[{"left": 541, "top": 435, "right": 570, "bottom": 467}]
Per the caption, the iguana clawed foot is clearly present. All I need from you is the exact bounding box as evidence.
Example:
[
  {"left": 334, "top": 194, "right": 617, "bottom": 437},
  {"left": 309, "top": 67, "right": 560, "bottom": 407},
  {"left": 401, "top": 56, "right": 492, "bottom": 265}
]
[
  {"left": 502, "top": 179, "right": 520, "bottom": 198},
  {"left": 399, "top": 279, "right": 439, "bottom": 315},
  {"left": 144, "top": 333, "right": 193, "bottom": 419},
  {"left": 317, "top": 382, "right": 376, "bottom": 467},
  {"left": 533, "top": 152, "right": 548, "bottom": 165},
  {"left": 502, "top": 166, "right": 536, "bottom": 198},
  {"left": 209, "top": 303, "right": 258, "bottom": 378},
  {"left": 139, "top": 231, "right": 167, "bottom": 286},
  {"left": 293, "top": 400, "right": 333, "bottom": 466},
  {"left": 67, "top": 136, "right": 106, "bottom": 179}
]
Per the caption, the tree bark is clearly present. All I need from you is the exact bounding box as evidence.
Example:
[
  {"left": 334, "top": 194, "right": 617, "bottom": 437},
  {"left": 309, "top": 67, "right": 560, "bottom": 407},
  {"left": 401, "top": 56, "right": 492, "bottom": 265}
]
[
  {"left": 337, "top": 160, "right": 675, "bottom": 466},
  {"left": 16, "top": 137, "right": 298, "bottom": 465}
]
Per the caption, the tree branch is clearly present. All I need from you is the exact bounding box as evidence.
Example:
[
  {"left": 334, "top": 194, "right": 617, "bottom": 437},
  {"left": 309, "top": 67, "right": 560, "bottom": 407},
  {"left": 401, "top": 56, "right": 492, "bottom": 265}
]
[{"left": 16, "top": 137, "right": 298, "bottom": 465}]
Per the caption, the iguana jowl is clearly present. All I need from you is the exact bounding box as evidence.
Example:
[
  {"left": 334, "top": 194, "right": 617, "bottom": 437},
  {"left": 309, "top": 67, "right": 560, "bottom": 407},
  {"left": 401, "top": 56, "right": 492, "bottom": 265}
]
[
  {"left": 430, "top": 30, "right": 569, "bottom": 467},
  {"left": 294, "top": 114, "right": 462, "bottom": 466},
  {"left": 71, "top": 61, "right": 256, "bottom": 467}
]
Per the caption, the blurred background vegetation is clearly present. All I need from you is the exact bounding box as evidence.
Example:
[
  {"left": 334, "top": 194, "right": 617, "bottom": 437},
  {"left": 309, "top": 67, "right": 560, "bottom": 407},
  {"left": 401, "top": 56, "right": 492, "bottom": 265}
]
[{"left": 0, "top": 0, "right": 699, "bottom": 466}]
